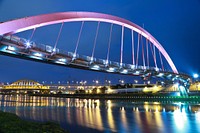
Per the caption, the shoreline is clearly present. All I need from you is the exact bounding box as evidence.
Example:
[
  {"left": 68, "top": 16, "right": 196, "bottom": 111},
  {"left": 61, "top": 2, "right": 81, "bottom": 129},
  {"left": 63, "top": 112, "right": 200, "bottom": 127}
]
[{"left": 0, "top": 111, "right": 68, "bottom": 133}]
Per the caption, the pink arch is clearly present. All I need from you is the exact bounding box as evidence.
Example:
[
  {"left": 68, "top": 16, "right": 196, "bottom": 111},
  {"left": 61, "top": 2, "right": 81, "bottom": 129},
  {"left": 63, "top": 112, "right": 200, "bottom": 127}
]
[{"left": 0, "top": 12, "right": 178, "bottom": 73}]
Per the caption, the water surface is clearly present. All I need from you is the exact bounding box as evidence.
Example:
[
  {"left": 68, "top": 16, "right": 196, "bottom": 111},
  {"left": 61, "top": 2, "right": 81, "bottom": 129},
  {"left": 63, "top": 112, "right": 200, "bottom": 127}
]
[{"left": 0, "top": 95, "right": 200, "bottom": 133}]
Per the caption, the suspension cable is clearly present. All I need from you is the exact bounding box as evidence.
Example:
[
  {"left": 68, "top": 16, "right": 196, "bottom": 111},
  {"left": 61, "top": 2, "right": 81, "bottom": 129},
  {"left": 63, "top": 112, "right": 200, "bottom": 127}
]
[
  {"left": 136, "top": 33, "right": 140, "bottom": 67},
  {"left": 30, "top": 28, "right": 36, "bottom": 40},
  {"left": 146, "top": 38, "right": 149, "bottom": 68},
  {"left": 53, "top": 22, "right": 64, "bottom": 51},
  {"left": 141, "top": 36, "right": 145, "bottom": 68},
  {"left": 74, "top": 21, "right": 84, "bottom": 55},
  {"left": 159, "top": 51, "right": 164, "bottom": 71},
  {"left": 131, "top": 30, "right": 135, "bottom": 65},
  {"left": 106, "top": 23, "right": 113, "bottom": 63},
  {"left": 149, "top": 42, "right": 157, "bottom": 68},
  {"left": 91, "top": 21, "right": 100, "bottom": 60},
  {"left": 153, "top": 44, "right": 157, "bottom": 67},
  {"left": 120, "top": 26, "right": 124, "bottom": 66}
]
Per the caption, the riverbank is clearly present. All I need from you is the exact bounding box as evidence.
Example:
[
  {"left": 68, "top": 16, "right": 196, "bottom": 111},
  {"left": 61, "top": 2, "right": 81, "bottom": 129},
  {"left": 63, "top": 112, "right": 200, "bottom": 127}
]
[
  {"left": 29, "top": 93, "right": 200, "bottom": 103},
  {"left": 0, "top": 111, "right": 68, "bottom": 133}
]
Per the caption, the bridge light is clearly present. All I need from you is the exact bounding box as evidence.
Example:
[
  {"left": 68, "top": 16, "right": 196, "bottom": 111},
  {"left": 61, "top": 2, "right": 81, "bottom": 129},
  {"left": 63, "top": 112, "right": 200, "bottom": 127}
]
[
  {"left": 95, "top": 80, "right": 99, "bottom": 84},
  {"left": 135, "top": 71, "right": 140, "bottom": 74},
  {"left": 55, "top": 58, "right": 66, "bottom": 65},
  {"left": 25, "top": 41, "right": 31, "bottom": 48},
  {"left": 33, "top": 52, "right": 42, "bottom": 57},
  {"left": 73, "top": 53, "right": 76, "bottom": 59},
  {"left": 131, "top": 65, "right": 135, "bottom": 70},
  {"left": 90, "top": 57, "right": 94, "bottom": 62},
  {"left": 30, "top": 52, "right": 43, "bottom": 60},
  {"left": 53, "top": 48, "right": 56, "bottom": 53},
  {"left": 158, "top": 73, "right": 164, "bottom": 77},
  {"left": 120, "top": 63, "right": 123, "bottom": 68},
  {"left": 193, "top": 73, "right": 199, "bottom": 79},
  {"left": 107, "top": 67, "right": 115, "bottom": 72},
  {"left": 155, "top": 67, "right": 159, "bottom": 71},
  {"left": 58, "top": 58, "right": 66, "bottom": 62},
  {"left": 7, "top": 46, "right": 15, "bottom": 51},
  {"left": 119, "top": 79, "right": 124, "bottom": 84},
  {"left": 167, "top": 74, "right": 172, "bottom": 78},
  {"left": 91, "top": 65, "right": 100, "bottom": 70},
  {"left": 105, "top": 60, "right": 109, "bottom": 65},
  {"left": 121, "top": 69, "right": 128, "bottom": 74}
]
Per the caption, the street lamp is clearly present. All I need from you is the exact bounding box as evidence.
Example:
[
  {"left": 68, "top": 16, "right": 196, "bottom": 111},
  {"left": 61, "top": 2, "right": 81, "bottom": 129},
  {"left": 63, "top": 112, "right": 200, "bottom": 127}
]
[
  {"left": 119, "top": 79, "right": 124, "bottom": 84},
  {"left": 134, "top": 80, "right": 138, "bottom": 84}
]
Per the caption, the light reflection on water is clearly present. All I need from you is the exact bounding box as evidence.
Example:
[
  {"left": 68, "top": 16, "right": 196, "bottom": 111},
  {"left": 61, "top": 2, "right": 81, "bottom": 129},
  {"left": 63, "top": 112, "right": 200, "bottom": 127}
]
[{"left": 0, "top": 95, "right": 200, "bottom": 133}]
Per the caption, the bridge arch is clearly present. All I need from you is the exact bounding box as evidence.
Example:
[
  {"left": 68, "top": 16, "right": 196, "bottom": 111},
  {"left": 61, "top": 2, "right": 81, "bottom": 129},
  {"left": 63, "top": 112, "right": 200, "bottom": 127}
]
[
  {"left": 3, "top": 79, "right": 49, "bottom": 90},
  {"left": 0, "top": 12, "right": 178, "bottom": 73}
]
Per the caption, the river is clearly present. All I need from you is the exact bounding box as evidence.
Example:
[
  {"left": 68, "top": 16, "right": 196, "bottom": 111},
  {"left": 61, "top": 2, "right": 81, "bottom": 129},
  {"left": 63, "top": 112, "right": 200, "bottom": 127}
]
[{"left": 0, "top": 95, "right": 200, "bottom": 133}]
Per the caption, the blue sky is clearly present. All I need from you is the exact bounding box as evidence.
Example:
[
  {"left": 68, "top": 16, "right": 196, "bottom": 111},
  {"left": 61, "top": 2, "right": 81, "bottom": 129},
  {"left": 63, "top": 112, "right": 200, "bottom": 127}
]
[{"left": 0, "top": 0, "right": 200, "bottom": 84}]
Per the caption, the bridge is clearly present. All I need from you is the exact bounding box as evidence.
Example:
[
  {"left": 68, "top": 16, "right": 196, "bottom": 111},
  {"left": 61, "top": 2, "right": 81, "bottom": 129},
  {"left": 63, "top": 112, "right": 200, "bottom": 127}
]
[
  {"left": 1, "top": 80, "right": 49, "bottom": 94},
  {"left": 0, "top": 12, "right": 191, "bottom": 96}
]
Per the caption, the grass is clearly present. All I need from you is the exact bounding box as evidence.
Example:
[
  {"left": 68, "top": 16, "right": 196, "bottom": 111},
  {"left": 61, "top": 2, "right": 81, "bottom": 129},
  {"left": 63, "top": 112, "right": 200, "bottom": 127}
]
[{"left": 0, "top": 111, "right": 69, "bottom": 133}]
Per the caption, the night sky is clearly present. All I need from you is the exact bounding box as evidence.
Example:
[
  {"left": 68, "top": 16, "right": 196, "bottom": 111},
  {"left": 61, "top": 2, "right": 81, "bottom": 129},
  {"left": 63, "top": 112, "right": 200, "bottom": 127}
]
[{"left": 0, "top": 0, "right": 200, "bottom": 84}]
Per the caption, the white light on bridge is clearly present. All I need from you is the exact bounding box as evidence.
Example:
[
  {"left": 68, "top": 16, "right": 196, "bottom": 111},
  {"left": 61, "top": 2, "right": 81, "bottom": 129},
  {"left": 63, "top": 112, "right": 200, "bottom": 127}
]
[
  {"left": 120, "top": 63, "right": 123, "bottom": 68},
  {"left": 30, "top": 52, "right": 43, "bottom": 60},
  {"left": 90, "top": 57, "right": 94, "bottom": 62},
  {"left": 91, "top": 65, "right": 100, "bottom": 70},
  {"left": 25, "top": 41, "right": 31, "bottom": 48},
  {"left": 135, "top": 71, "right": 140, "bottom": 74},
  {"left": 105, "top": 60, "right": 109, "bottom": 65},
  {"left": 33, "top": 52, "right": 42, "bottom": 57},
  {"left": 55, "top": 61, "right": 66, "bottom": 65},
  {"left": 158, "top": 73, "right": 164, "bottom": 77},
  {"left": 131, "top": 65, "right": 135, "bottom": 70},
  {"left": 167, "top": 74, "right": 172, "bottom": 78},
  {"left": 4, "top": 46, "right": 16, "bottom": 54},
  {"left": 58, "top": 58, "right": 66, "bottom": 62},
  {"left": 193, "top": 73, "right": 199, "bottom": 79},
  {"left": 107, "top": 67, "right": 115, "bottom": 72},
  {"left": 121, "top": 69, "right": 128, "bottom": 74},
  {"left": 53, "top": 48, "right": 56, "bottom": 53},
  {"left": 7, "top": 46, "right": 15, "bottom": 51},
  {"left": 155, "top": 67, "right": 159, "bottom": 71},
  {"left": 73, "top": 53, "right": 76, "bottom": 58}
]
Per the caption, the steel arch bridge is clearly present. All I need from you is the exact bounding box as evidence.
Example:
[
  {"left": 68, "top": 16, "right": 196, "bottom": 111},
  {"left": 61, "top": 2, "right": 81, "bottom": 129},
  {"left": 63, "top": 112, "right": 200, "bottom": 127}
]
[
  {"left": 0, "top": 12, "right": 191, "bottom": 95},
  {"left": 2, "top": 79, "right": 49, "bottom": 90}
]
